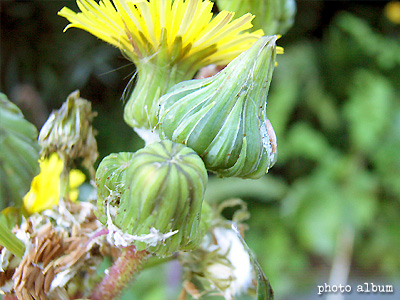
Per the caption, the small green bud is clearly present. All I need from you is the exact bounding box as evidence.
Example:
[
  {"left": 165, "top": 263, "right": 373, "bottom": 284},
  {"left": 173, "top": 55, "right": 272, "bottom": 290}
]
[
  {"left": 95, "top": 152, "right": 134, "bottom": 225},
  {"left": 0, "top": 93, "right": 40, "bottom": 208},
  {"left": 217, "top": 0, "right": 296, "bottom": 35},
  {"left": 38, "top": 90, "right": 98, "bottom": 175},
  {"left": 158, "top": 36, "right": 278, "bottom": 179},
  {"left": 95, "top": 141, "right": 208, "bottom": 257},
  {"left": 179, "top": 224, "right": 254, "bottom": 300}
]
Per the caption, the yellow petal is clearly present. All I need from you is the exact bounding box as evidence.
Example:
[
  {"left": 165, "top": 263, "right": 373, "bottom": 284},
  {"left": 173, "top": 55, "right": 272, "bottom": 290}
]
[
  {"left": 23, "top": 153, "right": 86, "bottom": 214},
  {"left": 59, "top": 0, "right": 266, "bottom": 66}
]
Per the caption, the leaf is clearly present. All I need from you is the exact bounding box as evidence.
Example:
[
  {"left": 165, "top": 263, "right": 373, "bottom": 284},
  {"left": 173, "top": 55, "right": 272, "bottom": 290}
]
[
  {"left": 286, "top": 122, "right": 332, "bottom": 162},
  {"left": 0, "top": 93, "right": 40, "bottom": 209},
  {"left": 205, "top": 176, "right": 287, "bottom": 204},
  {"left": 371, "top": 109, "right": 400, "bottom": 198},
  {"left": 232, "top": 224, "right": 274, "bottom": 300},
  {"left": 343, "top": 69, "right": 394, "bottom": 154},
  {"left": 283, "top": 153, "right": 379, "bottom": 257},
  {"left": 0, "top": 218, "right": 25, "bottom": 258},
  {"left": 267, "top": 43, "right": 321, "bottom": 162},
  {"left": 336, "top": 13, "right": 400, "bottom": 70}
]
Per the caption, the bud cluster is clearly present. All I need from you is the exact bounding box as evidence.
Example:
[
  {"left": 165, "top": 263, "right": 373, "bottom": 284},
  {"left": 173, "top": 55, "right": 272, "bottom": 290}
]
[{"left": 95, "top": 34, "right": 280, "bottom": 256}]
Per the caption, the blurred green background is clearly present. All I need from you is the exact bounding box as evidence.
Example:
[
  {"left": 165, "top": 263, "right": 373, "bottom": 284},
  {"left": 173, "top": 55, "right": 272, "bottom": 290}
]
[{"left": 1, "top": 0, "right": 400, "bottom": 299}]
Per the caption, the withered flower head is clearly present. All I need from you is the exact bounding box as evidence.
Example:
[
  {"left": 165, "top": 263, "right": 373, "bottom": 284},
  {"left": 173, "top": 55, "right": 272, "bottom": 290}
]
[{"left": 38, "top": 90, "right": 98, "bottom": 176}]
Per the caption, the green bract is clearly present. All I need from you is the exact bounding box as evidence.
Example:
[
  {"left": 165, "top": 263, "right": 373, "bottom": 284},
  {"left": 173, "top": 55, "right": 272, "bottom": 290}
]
[
  {"left": 95, "top": 140, "right": 208, "bottom": 257},
  {"left": 158, "top": 36, "right": 278, "bottom": 179},
  {"left": 0, "top": 94, "right": 40, "bottom": 209}
]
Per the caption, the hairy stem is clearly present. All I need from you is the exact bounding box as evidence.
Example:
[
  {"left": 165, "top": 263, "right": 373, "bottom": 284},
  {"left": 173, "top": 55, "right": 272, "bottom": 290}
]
[{"left": 90, "top": 246, "right": 149, "bottom": 300}]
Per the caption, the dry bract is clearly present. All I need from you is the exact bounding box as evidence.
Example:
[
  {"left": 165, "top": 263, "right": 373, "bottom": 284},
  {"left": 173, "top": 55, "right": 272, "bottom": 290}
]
[{"left": 1, "top": 201, "right": 115, "bottom": 300}]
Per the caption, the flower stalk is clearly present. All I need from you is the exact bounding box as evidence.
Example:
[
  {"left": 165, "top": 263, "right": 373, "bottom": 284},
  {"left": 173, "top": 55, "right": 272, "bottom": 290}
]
[
  {"left": 91, "top": 247, "right": 149, "bottom": 300},
  {"left": 59, "top": 161, "right": 71, "bottom": 201}
]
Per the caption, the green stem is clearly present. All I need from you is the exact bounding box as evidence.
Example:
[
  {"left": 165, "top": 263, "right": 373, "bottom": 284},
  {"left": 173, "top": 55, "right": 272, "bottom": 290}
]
[
  {"left": 90, "top": 247, "right": 149, "bottom": 300},
  {"left": 122, "top": 29, "right": 217, "bottom": 131},
  {"left": 0, "top": 222, "right": 25, "bottom": 259},
  {"left": 60, "top": 159, "right": 70, "bottom": 200},
  {"left": 123, "top": 60, "right": 188, "bottom": 130}
]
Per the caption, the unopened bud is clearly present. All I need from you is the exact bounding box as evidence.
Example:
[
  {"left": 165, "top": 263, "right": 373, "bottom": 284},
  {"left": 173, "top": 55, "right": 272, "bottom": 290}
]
[
  {"left": 95, "top": 140, "right": 208, "bottom": 256},
  {"left": 159, "top": 36, "right": 278, "bottom": 179}
]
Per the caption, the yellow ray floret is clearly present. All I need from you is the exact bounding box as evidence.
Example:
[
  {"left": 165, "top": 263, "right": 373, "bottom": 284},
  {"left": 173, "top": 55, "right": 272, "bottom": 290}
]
[
  {"left": 58, "top": 0, "right": 264, "bottom": 65},
  {"left": 23, "top": 153, "right": 86, "bottom": 214}
]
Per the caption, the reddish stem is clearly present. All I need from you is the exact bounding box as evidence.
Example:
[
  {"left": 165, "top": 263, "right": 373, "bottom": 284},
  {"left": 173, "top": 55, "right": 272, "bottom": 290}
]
[{"left": 90, "top": 246, "right": 148, "bottom": 300}]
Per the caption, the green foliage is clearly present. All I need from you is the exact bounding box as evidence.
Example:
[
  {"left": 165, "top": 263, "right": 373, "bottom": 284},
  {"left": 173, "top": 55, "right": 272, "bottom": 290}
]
[
  {"left": 205, "top": 8, "right": 400, "bottom": 296},
  {"left": 253, "top": 9, "right": 400, "bottom": 294},
  {"left": 343, "top": 69, "right": 394, "bottom": 154},
  {"left": 0, "top": 93, "right": 40, "bottom": 209}
]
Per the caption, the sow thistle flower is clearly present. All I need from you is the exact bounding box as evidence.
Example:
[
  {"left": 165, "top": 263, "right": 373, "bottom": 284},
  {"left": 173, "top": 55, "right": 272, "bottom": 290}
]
[
  {"left": 23, "top": 153, "right": 86, "bottom": 214},
  {"left": 58, "top": 0, "right": 264, "bottom": 131}
]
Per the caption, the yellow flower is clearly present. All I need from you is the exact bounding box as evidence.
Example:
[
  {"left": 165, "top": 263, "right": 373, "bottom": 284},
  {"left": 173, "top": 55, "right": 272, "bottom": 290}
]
[
  {"left": 58, "top": 0, "right": 263, "bottom": 66},
  {"left": 23, "top": 153, "right": 86, "bottom": 214},
  {"left": 58, "top": 0, "right": 282, "bottom": 132},
  {"left": 385, "top": 1, "right": 400, "bottom": 24}
]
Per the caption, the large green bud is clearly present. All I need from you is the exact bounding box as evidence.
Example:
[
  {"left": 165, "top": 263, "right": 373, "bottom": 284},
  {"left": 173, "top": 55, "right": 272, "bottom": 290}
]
[
  {"left": 0, "top": 93, "right": 40, "bottom": 209},
  {"left": 96, "top": 141, "right": 208, "bottom": 257},
  {"left": 158, "top": 36, "right": 278, "bottom": 179},
  {"left": 217, "top": 0, "right": 296, "bottom": 35}
]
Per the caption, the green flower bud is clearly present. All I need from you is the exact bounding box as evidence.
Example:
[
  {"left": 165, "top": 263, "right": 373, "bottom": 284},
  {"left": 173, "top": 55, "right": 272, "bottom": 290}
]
[
  {"left": 158, "top": 36, "right": 278, "bottom": 179},
  {"left": 217, "top": 0, "right": 296, "bottom": 36},
  {"left": 38, "top": 90, "right": 98, "bottom": 176},
  {"left": 0, "top": 93, "right": 40, "bottom": 208},
  {"left": 95, "top": 141, "right": 208, "bottom": 257},
  {"left": 95, "top": 152, "right": 134, "bottom": 225}
]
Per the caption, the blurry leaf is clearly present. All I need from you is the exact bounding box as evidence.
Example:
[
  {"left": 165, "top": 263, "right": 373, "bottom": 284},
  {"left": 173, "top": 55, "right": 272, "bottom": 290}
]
[
  {"left": 247, "top": 206, "right": 309, "bottom": 295},
  {"left": 343, "top": 69, "right": 394, "bottom": 153},
  {"left": 205, "top": 176, "right": 287, "bottom": 204},
  {"left": 303, "top": 79, "right": 340, "bottom": 131},
  {"left": 338, "top": 164, "right": 378, "bottom": 229},
  {"left": 336, "top": 13, "right": 400, "bottom": 70},
  {"left": 285, "top": 175, "right": 341, "bottom": 257},
  {"left": 283, "top": 154, "right": 378, "bottom": 257},
  {"left": 0, "top": 207, "right": 22, "bottom": 229},
  {"left": 0, "top": 93, "right": 40, "bottom": 209},
  {"left": 286, "top": 122, "right": 332, "bottom": 162},
  {"left": 268, "top": 43, "right": 319, "bottom": 161},
  {"left": 357, "top": 202, "right": 400, "bottom": 275},
  {"left": 0, "top": 219, "right": 25, "bottom": 258},
  {"left": 371, "top": 108, "right": 400, "bottom": 198}
]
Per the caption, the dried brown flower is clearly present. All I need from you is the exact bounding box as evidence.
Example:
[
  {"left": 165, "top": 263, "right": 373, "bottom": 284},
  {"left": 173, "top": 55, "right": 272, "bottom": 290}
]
[{"left": 1, "top": 200, "right": 115, "bottom": 300}]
